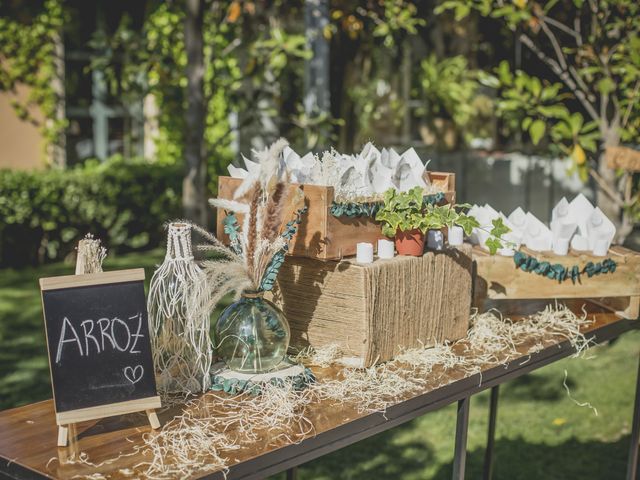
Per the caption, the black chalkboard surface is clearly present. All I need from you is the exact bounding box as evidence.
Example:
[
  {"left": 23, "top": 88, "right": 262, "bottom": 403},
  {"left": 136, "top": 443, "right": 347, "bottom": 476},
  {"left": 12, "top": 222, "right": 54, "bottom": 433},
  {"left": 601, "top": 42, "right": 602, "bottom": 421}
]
[{"left": 39, "top": 269, "right": 160, "bottom": 420}]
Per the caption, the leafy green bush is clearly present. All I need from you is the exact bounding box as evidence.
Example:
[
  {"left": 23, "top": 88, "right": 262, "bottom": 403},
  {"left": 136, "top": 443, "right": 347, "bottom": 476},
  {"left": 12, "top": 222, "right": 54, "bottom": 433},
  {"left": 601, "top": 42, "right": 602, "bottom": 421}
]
[
  {"left": 0, "top": 156, "right": 182, "bottom": 267},
  {"left": 416, "top": 55, "right": 494, "bottom": 148}
]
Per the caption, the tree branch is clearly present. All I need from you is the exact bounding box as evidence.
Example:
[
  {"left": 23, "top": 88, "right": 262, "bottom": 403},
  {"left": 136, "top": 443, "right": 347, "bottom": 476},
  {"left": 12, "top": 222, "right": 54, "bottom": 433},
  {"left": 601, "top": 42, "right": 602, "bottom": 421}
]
[
  {"left": 573, "top": 16, "right": 582, "bottom": 47},
  {"left": 519, "top": 33, "right": 600, "bottom": 122},
  {"left": 539, "top": 20, "right": 567, "bottom": 70},
  {"left": 541, "top": 15, "right": 582, "bottom": 46},
  {"left": 622, "top": 80, "right": 640, "bottom": 128},
  {"left": 539, "top": 16, "right": 594, "bottom": 102},
  {"left": 589, "top": 169, "right": 625, "bottom": 207},
  {"left": 568, "top": 65, "right": 594, "bottom": 101},
  {"left": 600, "top": 88, "right": 609, "bottom": 131}
]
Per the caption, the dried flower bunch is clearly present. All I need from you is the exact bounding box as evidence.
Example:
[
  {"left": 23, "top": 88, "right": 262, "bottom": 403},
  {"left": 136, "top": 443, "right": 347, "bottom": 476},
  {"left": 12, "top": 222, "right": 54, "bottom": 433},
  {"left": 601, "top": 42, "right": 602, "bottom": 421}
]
[
  {"left": 75, "top": 233, "right": 107, "bottom": 274},
  {"left": 210, "top": 138, "right": 305, "bottom": 290},
  {"left": 194, "top": 138, "right": 306, "bottom": 317}
]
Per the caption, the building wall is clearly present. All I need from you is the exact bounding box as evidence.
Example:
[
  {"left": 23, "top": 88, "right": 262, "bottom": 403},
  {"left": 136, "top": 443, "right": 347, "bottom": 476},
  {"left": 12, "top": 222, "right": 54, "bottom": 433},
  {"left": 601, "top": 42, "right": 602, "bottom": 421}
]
[
  {"left": 0, "top": 85, "right": 46, "bottom": 170},
  {"left": 418, "top": 149, "right": 594, "bottom": 223}
]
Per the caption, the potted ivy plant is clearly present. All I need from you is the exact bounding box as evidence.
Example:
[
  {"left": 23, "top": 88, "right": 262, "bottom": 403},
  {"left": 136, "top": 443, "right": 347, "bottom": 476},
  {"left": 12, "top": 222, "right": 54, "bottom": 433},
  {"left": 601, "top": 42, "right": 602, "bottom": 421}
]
[
  {"left": 376, "top": 188, "right": 507, "bottom": 256},
  {"left": 424, "top": 203, "right": 479, "bottom": 249},
  {"left": 375, "top": 187, "right": 434, "bottom": 256}
]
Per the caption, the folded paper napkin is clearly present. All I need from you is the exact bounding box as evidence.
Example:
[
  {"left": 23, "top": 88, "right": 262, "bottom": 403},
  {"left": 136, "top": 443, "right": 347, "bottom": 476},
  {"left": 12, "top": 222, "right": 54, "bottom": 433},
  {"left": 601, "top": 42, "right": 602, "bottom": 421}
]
[
  {"left": 469, "top": 193, "right": 616, "bottom": 256},
  {"left": 226, "top": 143, "right": 432, "bottom": 201}
]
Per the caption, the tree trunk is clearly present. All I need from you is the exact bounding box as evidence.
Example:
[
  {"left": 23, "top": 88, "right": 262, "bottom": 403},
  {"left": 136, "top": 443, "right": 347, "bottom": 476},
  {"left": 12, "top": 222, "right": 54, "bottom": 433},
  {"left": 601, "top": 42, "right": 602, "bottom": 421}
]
[
  {"left": 597, "top": 124, "right": 632, "bottom": 242},
  {"left": 304, "top": 0, "right": 330, "bottom": 150},
  {"left": 51, "top": 30, "right": 66, "bottom": 167},
  {"left": 183, "top": 0, "right": 207, "bottom": 225}
]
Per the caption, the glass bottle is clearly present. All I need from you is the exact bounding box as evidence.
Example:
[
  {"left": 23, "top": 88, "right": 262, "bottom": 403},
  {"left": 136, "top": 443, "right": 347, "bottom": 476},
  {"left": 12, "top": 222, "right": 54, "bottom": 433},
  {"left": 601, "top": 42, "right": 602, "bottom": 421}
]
[{"left": 148, "top": 223, "right": 212, "bottom": 394}]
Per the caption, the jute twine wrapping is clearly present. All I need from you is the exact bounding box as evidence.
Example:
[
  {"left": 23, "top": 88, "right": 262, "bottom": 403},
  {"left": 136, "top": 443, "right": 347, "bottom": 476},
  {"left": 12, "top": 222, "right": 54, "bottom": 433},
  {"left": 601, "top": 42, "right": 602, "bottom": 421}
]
[
  {"left": 362, "top": 246, "right": 472, "bottom": 366},
  {"left": 272, "top": 244, "right": 472, "bottom": 367}
]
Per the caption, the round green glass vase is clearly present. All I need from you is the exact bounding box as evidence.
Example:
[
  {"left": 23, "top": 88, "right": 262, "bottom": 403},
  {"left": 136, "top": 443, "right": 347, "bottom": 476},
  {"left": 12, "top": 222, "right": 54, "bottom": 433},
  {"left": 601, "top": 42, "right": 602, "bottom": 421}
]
[{"left": 215, "top": 291, "right": 290, "bottom": 373}]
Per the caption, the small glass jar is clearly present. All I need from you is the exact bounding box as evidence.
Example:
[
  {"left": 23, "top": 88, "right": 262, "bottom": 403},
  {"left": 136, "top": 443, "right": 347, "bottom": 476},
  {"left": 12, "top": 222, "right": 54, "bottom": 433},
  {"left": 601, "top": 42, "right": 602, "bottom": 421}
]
[{"left": 215, "top": 291, "right": 290, "bottom": 373}]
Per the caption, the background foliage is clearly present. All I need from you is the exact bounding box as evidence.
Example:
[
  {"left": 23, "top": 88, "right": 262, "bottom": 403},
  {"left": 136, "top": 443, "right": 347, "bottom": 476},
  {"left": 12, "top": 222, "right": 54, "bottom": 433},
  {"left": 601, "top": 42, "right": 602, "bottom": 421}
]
[
  {"left": 0, "top": 156, "right": 181, "bottom": 267},
  {"left": 0, "top": 0, "right": 639, "bottom": 259},
  {"left": 0, "top": 0, "right": 66, "bottom": 160}
]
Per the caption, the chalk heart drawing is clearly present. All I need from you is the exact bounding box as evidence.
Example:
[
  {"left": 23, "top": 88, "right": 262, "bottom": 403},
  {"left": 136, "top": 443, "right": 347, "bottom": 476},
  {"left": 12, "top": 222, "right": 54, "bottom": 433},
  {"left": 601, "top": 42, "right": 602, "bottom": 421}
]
[{"left": 123, "top": 365, "right": 144, "bottom": 385}]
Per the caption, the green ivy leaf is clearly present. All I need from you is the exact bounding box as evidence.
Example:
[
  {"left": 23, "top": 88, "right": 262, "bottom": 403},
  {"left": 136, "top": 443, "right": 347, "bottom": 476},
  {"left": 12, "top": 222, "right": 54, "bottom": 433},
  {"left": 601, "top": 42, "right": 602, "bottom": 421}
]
[
  {"left": 490, "top": 217, "right": 511, "bottom": 238},
  {"left": 485, "top": 237, "right": 502, "bottom": 255},
  {"left": 456, "top": 214, "right": 480, "bottom": 236}
]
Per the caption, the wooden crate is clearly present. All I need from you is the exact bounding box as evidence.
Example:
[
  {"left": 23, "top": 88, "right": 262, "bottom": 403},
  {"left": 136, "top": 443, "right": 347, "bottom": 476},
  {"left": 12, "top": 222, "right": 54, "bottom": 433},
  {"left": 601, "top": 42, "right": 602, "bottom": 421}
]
[
  {"left": 215, "top": 172, "right": 455, "bottom": 260},
  {"left": 266, "top": 244, "right": 473, "bottom": 367},
  {"left": 473, "top": 245, "right": 640, "bottom": 319}
]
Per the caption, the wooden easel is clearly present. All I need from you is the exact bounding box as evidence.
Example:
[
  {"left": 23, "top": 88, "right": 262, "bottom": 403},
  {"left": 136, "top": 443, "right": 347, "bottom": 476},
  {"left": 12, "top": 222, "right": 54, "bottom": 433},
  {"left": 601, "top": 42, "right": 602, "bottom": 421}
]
[
  {"left": 57, "top": 400, "right": 161, "bottom": 447},
  {"left": 54, "top": 238, "right": 161, "bottom": 447}
]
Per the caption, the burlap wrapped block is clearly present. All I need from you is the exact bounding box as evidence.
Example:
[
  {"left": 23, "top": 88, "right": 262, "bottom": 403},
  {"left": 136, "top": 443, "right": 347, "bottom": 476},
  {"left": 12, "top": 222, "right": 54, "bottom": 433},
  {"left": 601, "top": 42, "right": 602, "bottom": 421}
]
[{"left": 269, "top": 244, "right": 473, "bottom": 367}]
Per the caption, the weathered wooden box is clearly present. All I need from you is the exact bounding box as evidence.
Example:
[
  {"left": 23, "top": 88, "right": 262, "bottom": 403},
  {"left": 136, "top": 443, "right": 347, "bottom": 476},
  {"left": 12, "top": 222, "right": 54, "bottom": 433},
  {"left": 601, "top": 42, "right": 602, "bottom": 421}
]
[
  {"left": 215, "top": 172, "right": 455, "bottom": 260},
  {"left": 473, "top": 245, "right": 640, "bottom": 319},
  {"left": 267, "top": 244, "right": 473, "bottom": 367}
]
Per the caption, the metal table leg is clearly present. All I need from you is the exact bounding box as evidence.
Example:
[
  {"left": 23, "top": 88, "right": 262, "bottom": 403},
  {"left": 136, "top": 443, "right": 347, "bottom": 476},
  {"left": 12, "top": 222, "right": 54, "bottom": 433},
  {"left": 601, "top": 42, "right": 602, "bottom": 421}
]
[
  {"left": 483, "top": 386, "right": 500, "bottom": 480},
  {"left": 453, "top": 396, "right": 471, "bottom": 480},
  {"left": 286, "top": 466, "right": 298, "bottom": 480},
  {"left": 626, "top": 356, "right": 640, "bottom": 480}
]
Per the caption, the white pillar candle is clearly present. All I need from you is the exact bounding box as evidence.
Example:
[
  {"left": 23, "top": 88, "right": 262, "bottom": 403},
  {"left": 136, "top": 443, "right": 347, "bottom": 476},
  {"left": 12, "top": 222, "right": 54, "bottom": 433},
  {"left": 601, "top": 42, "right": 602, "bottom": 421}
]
[
  {"left": 448, "top": 225, "right": 464, "bottom": 246},
  {"left": 592, "top": 237, "right": 609, "bottom": 257},
  {"left": 552, "top": 237, "right": 570, "bottom": 256},
  {"left": 571, "top": 235, "right": 589, "bottom": 251},
  {"left": 427, "top": 230, "right": 444, "bottom": 250},
  {"left": 356, "top": 242, "right": 374, "bottom": 264},
  {"left": 377, "top": 239, "right": 395, "bottom": 259}
]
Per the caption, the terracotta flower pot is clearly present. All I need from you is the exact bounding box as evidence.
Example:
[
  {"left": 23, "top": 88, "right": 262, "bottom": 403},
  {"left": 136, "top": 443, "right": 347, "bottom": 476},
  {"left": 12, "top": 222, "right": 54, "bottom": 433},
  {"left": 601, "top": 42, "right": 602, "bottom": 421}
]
[{"left": 395, "top": 229, "right": 425, "bottom": 256}]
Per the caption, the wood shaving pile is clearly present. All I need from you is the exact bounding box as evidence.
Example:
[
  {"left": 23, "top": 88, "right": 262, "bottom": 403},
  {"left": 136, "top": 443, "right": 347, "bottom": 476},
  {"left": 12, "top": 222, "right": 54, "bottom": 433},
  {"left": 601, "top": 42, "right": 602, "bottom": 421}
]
[{"left": 65, "top": 304, "right": 594, "bottom": 479}]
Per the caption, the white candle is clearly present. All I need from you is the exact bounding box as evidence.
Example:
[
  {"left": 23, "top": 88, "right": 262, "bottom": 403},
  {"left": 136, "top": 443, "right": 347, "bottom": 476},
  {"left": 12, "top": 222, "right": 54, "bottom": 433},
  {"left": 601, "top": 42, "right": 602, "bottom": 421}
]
[
  {"left": 571, "top": 235, "right": 589, "bottom": 251},
  {"left": 552, "top": 237, "right": 570, "bottom": 256},
  {"left": 427, "top": 230, "right": 444, "bottom": 250},
  {"left": 448, "top": 225, "right": 464, "bottom": 246},
  {"left": 356, "top": 242, "right": 374, "bottom": 264},
  {"left": 377, "top": 239, "right": 395, "bottom": 259},
  {"left": 592, "top": 237, "right": 609, "bottom": 257}
]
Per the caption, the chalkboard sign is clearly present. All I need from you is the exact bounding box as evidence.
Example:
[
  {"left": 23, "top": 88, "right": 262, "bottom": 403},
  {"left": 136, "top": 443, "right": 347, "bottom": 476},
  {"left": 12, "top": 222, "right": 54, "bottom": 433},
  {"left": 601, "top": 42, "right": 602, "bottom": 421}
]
[{"left": 39, "top": 269, "right": 160, "bottom": 428}]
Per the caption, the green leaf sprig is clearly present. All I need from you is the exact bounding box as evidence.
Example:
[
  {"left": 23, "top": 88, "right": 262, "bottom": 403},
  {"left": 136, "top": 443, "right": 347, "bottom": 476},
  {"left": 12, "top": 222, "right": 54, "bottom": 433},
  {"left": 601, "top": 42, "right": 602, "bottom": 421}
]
[
  {"left": 375, "top": 188, "right": 482, "bottom": 238},
  {"left": 484, "top": 217, "right": 511, "bottom": 255}
]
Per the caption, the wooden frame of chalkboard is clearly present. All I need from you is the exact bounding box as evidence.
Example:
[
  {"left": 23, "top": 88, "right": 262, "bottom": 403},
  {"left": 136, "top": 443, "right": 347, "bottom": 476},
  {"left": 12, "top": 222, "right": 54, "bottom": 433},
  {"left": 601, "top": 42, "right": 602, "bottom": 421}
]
[{"left": 39, "top": 268, "right": 161, "bottom": 447}]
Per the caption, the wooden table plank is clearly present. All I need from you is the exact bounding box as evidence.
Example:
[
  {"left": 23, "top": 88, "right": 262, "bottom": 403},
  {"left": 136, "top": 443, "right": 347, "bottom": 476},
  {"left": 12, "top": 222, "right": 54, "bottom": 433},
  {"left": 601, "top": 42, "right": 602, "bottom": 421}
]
[{"left": 0, "top": 300, "right": 637, "bottom": 480}]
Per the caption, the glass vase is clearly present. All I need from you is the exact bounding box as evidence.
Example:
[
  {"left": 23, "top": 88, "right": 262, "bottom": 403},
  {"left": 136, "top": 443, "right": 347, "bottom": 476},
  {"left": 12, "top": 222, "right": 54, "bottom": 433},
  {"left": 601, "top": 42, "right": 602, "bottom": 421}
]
[{"left": 215, "top": 291, "right": 290, "bottom": 373}]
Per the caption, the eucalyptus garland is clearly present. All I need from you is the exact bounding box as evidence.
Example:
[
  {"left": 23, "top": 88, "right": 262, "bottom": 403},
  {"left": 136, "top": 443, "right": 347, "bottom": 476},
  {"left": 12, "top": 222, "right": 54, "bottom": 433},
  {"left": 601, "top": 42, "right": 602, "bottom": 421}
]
[
  {"left": 330, "top": 192, "right": 445, "bottom": 218},
  {"left": 210, "top": 366, "right": 316, "bottom": 395},
  {"left": 513, "top": 251, "right": 617, "bottom": 284}
]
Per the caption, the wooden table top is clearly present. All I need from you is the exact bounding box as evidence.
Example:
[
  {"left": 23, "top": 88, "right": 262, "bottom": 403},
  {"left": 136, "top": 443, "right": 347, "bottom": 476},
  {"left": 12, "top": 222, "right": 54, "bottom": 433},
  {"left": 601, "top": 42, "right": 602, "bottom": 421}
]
[{"left": 0, "top": 300, "right": 637, "bottom": 480}]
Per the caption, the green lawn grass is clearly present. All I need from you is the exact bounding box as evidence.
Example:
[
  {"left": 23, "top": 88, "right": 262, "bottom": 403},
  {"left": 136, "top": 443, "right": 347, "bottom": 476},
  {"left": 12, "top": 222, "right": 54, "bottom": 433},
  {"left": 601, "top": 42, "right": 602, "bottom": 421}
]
[{"left": 0, "top": 250, "right": 638, "bottom": 479}]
